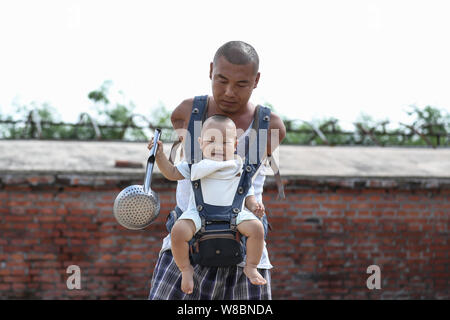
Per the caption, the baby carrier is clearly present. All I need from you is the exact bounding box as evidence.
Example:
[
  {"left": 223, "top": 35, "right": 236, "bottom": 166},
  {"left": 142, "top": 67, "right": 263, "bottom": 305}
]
[{"left": 166, "top": 95, "right": 284, "bottom": 267}]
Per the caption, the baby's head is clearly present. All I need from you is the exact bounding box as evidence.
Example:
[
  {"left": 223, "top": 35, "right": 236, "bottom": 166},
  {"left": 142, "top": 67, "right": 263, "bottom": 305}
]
[{"left": 198, "top": 114, "right": 237, "bottom": 161}]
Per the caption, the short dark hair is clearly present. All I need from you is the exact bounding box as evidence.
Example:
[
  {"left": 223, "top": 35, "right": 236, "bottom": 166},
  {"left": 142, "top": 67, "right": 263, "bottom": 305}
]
[
  {"left": 213, "top": 41, "right": 259, "bottom": 74},
  {"left": 203, "top": 114, "right": 235, "bottom": 128}
]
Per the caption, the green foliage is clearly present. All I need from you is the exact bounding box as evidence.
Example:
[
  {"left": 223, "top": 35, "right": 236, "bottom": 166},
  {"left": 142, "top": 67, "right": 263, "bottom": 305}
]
[
  {"left": 274, "top": 105, "right": 448, "bottom": 146},
  {"left": 353, "top": 112, "right": 399, "bottom": 146},
  {"left": 87, "top": 81, "right": 153, "bottom": 140},
  {"left": 0, "top": 101, "right": 77, "bottom": 139},
  {"left": 1, "top": 82, "right": 448, "bottom": 146},
  {"left": 404, "top": 105, "right": 450, "bottom": 146},
  {"left": 85, "top": 81, "right": 172, "bottom": 141},
  {"left": 282, "top": 117, "right": 349, "bottom": 145},
  {"left": 149, "top": 102, "right": 172, "bottom": 127},
  {"left": 87, "top": 80, "right": 137, "bottom": 140},
  {"left": 87, "top": 80, "right": 111, "bottom": 105}
]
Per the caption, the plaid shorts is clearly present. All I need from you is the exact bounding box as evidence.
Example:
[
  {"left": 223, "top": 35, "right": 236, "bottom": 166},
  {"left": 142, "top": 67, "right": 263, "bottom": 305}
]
[{"left": 148, "top": 250, "right": 272, "bottom": 300}]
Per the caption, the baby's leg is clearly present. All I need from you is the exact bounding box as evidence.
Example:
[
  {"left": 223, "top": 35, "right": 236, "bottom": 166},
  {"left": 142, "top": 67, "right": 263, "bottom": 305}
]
[
  {"left": 237, "top": 219, "right": 267, "bottom": 285},
  {"left": 171, "top": 219, "right": 196, "bottom": 294}
]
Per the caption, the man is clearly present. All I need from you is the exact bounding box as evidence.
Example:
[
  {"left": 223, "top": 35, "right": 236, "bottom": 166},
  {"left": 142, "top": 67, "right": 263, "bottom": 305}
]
[{"left": 148, "top": 41, "right": 286, "bottom": 300}]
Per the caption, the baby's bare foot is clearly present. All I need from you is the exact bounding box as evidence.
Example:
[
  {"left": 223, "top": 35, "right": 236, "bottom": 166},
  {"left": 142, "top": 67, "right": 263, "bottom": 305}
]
[
  {"left": 243, "top": 265, "right": 267, "bottom": 285},
  {"left": 180, "top": 265, "right": 194, "bottom": 294}
]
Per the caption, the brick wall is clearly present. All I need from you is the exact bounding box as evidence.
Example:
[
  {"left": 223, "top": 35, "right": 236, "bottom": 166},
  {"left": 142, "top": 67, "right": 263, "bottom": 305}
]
[{"left": 0, "top": 174, "right": 448, "bottom": 299}]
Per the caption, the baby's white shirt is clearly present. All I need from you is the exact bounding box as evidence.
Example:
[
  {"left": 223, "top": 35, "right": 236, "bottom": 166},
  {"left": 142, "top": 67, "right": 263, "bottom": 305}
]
[
  {"left": 159, "top": 120, "right": 273, "bottom": 269},
  {"left": 175, "top": 156, "right": 254, "bottom": 209}
]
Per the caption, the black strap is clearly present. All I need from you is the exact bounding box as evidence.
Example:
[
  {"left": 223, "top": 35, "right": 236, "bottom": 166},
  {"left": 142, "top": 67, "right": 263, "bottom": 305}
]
[
  {"left": 268, "top": 155, "right": 285, "bottom": 199},
  {"left": 168, "top": 138, "right": 181, "bottom": 165}
]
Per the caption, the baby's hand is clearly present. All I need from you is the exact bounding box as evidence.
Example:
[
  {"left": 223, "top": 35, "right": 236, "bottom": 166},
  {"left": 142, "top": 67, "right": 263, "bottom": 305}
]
[
  {"left": 147, "top": 137, "right": 163, "bottom": 157},
  {"left": 251, "top": 202, "right": 265, "bottom": 218}
]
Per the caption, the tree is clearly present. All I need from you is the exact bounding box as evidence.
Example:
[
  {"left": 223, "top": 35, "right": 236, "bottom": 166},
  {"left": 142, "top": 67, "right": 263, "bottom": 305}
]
[
  {"left": 1, "top": 83, "right": 448, "bottom": 146},
  {"left": 87, "top": 80, "right": 147, "bottom": 140},
  {"left": 404, "top": 105, "right": 450, "bottom": 146},
  {"left": 0, "top": 100, "right": 75, "bottom": 139},
  {"left": 353, "top": 112, "right": 403, "bottom": 146}
]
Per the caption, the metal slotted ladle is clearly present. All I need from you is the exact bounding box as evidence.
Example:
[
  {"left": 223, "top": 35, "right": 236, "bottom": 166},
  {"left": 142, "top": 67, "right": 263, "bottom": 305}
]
[{"left": 113, "top": 129, "right": 161, "bottom": 230}]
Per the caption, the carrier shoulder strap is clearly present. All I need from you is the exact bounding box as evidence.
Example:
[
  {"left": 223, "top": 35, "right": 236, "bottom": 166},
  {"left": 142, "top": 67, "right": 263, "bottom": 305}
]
[
  {"left": 181, "top": 95, "right": 209, "bottom": 164},
  {"left": 168, "top": 95, "right": 209, "bottom": 165},
  {"left": 246, "top": 105, "right": 285, "bottom": 200}
]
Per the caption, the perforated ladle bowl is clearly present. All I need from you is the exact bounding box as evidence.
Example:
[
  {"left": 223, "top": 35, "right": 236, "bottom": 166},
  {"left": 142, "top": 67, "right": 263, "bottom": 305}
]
[{"left": 113, "top": 129, "right": 161, "bottom": 230}]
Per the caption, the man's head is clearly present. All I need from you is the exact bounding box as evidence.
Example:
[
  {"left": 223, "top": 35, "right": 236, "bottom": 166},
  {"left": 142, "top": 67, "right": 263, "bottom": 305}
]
[
  {"left": 210, "top": 41, "right": 260, "bottom": 114},
  {"left": 198, "top": 114, "right": 238, "bottom": 161}
]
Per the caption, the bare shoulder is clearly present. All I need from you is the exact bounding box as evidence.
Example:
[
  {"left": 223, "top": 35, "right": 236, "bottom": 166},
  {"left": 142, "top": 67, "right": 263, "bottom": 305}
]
[
  {"left": 269, "top": 112, "right": 286, "bottom": 140},
  {"left": 263, "top": 111, "right": 286, "bottom": 155},
  {"left": 171, "top": 97, "right": 194, "bottom": 129}
]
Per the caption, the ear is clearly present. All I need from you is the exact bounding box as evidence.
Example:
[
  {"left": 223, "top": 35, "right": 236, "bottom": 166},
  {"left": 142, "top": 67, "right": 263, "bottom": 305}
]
[
  {"left": 209, "top": 62, "right": 213, "bottom": 80},
  {"left": 254, "top": 72, "right": 260, "bottom": 89}
]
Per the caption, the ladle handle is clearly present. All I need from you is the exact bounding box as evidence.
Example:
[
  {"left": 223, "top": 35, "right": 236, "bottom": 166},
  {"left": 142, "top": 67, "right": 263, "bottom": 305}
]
[{"left": 144, "top": 128, "right": 161, "bottom": 194}]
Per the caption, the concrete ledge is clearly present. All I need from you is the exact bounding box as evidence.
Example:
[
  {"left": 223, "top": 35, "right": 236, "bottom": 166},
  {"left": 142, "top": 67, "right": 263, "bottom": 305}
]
[
  {"left": 1, "top": 140, "right": 449, "bottom": 191},
  {"left": 1, "top": 172, "right": 449, "bottom": 191}
]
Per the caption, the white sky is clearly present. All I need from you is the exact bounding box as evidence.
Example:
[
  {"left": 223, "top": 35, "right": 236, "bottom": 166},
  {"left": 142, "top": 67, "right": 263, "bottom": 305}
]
[{"left": 0, "top": 0, "right": 449, "bottom": 130}]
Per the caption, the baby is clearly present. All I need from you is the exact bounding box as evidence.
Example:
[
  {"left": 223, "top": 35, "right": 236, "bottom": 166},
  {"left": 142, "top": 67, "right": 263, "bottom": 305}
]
[{"left": 148, "top": 114, "right": 267, "bottom": 294}]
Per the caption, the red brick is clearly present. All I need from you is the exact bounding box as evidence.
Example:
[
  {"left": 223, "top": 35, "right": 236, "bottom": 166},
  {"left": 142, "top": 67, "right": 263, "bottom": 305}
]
[
  {"left": 350, "top": 203, "right": 373, "bottom": 209},
  {"left": 0, "top": 284, "right": 11, "bottom": 291},
  {"left": 322, "top": 203, "right": 347, "bottom": 210},
  {"left": 375, "top": 203, "right": 400, "bottom": 209},
  {"left": 38, "top": 216, "right": 62, "bottom": 222},
  {"left": 38, "top": 208, "right": 54, "bottom": 215},
  {"left": 4, "top": 216, "right": 33, "bottom": 222},
  {"left": 99, "top": 239, "right": 114, "bottom": 246},
  {"left": 0, "top": 179, "right": 447, "bottom": 300}
]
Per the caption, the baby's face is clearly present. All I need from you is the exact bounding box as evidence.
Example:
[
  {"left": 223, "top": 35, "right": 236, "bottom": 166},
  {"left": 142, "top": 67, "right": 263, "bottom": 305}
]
[{"left": 198, "top": 121, "right": 237, "bottom": 161}]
